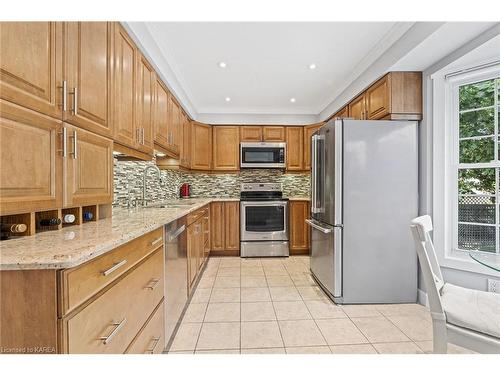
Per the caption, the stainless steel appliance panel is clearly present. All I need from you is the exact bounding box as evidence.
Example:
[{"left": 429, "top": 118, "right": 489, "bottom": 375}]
[
  {"left": 307, "top": 219, "right": 342, "bottom": 298},
  {"left": 311, "top": 121, "right": 342, "bottom": 227},
  {"left": 241, "top": 241, "right": 289, "bottom": 257},
  {"left": 240, "top": 200, "right": 289, "bottom": 242},
  {"left": 240, "top": 142, "right": 286, "bottom": 169},
  {"left": 341, "top": 120, "right": 418, "bottom": 303},
  {"left": 164, "top": 218, "right": 188, "bottom": 350}
]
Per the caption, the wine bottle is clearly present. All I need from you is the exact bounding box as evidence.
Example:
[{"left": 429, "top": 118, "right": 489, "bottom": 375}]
[
  {"left": 62, "top": 214, "right": 76, "bottom": 224},
  {"left": 83, "top": 211, "right": 94, "bottom": 221},
  {"left": 39, "top": 218, "right": 61, "bottom": 226},
  {"left": 1, "top": 223, "right": 28, "bottom": 233}
]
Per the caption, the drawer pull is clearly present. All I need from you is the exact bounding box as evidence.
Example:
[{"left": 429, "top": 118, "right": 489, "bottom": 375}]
[
  {"left": 99, "top": 318, "right": 127, "bottom": 345},
  {"left": 144, "top": 337, "right": 161, "bottom": 354},
  {"left": 151, "top": 237, "right": 163, "bottom": 247},
  {"left": 144, "top": 278, "right": 160, "bottom": 290},
  {"left": 101, "top": 259, "right": 127, "bottom": 277}
]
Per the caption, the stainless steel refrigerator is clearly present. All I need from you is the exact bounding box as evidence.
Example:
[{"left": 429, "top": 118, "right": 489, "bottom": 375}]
[{"left": 307, "top": 119, "right": 418, "bottom": 304}]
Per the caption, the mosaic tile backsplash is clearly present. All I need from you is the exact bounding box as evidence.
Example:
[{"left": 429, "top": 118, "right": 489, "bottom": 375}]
[{"left": 113, "top": 160, "right": 310, "bottom": 207}]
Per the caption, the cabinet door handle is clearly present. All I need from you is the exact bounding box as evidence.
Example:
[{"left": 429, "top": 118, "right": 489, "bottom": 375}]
[
  {"left": 101, "top": 259, "right": 127, "bottom": 276},
  {"left": 144, "top": 278, "right": 160, "bottom": 290},
  {"left": 70, "top": 130, "right": 78, "bottom": 159},
  {"left": 62, "top": 80, "right": 67, "bottom": 112},
  {"left": 99, "top": 318, "right": 127, "bottom": 345},
  {"left": 72, "top": 87, "right": 78, "bottom": 115},
  {"left": 136, "top": 128, "right": 140, "bottom": 143},
  {"left": 151, "top": 237, "right": 163, "bottom": 247},
  {"left": 144, "top": 337, "right": 161, "bottom": 354},
  {"left": 143, "top": 128, "right": 146, "bottom": 145},
  {"left": 59, "top": 127, "right": 67, "bottom": 158}
]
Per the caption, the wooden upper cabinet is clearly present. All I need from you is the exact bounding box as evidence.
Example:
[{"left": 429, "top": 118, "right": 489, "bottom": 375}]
[
  {"left": 290, "top": 200, "right": 310, "bottom": 254},
  {"left": 63, "top": 22, "right": 113, "bottom": 138},
  {"left": 263, "top": 126, "right": 285, "bottom": 141},
  {"left": 365, "top": 75, "right": 390, "bottom": 120},
  {"left": 240, "top": 126, "right": 263, "bottom": 141},
  {"left": 168, "top": 98, "right": 181, "bottom": 156},
  {"left": 190, "top": 122, "right": 212, "bottom": 170},
  {"left": 113, "top": 23, "right": 137, "bottom": 149},
  {"left": 63, "top": 124, "right": 113, "bottom": 207},
  {"left": 303, "top": 123, "right": 323, "bottom": 170},
  {"left": 286, "top": 127, "right": 304, "bottom": 171},
  {"left": 348, "top": 93, "right": 366, "bottom": 120},
  {"left": 224, "top": 202, "right": 240, "bottom": 251},
  {"left": 180, "top": 119, "right": 191, "bottom": 168},
  {"left": 365, "top": 72, "right": 422, "bottom": 120},
  {"left": 153, "top": 78, "right": 169, "bottom": 152},
  {"left": 0, "top": 22, "right": 62, "bottom": 120},
  {"left": 212, "top": 126, "right": 240, "bottom": 171},
  {"left": 136, "top": 53, "right": 155, "bottom": 155},
  {"left": 333, "top": 106, "right": 349, "bottom": 119},
  {"left": 0, "top": 101, "right": 62, "bottom": 215}
]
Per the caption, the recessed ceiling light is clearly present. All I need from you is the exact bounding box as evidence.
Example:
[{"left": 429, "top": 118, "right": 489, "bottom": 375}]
[
  {"left": 290, "top": 98, "right": 296, "bottom": 103},
  {"left": 225, "top": 97, "right": 231, "bottom": 102},
  {"left": 218, "top": 61, "right": 227, "bottom": 68},
  {"left": 309, "top": 63, "right": 317, "bottom": 70},
  {"left": 155, "top": 152, "right": 166, "bottom": 157}
]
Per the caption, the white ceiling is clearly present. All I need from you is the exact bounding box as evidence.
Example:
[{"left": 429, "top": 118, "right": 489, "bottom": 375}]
[
  {"left": 125, "top": 21, "right": 499, "bottom": 124},
  {"left": 144, "top": 22, "right": 405, "bottom": 113}
]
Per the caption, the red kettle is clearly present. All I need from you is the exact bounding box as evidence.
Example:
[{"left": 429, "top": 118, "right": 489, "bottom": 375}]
[{"left": 180, "top": 183, "right": 190, "bottom": 198}]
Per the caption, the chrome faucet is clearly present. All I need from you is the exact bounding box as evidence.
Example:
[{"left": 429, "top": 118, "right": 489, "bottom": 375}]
[{"left": 140, "top": 165, "right": 162, "bottom": 207}]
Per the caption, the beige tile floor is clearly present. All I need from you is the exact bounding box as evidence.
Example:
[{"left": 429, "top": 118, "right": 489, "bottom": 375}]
[{"left": 168, "top": 256, "right": 475, "bottom": 354}]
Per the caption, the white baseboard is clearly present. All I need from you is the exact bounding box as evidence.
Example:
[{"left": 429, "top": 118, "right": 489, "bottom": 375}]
[{"left": 417, "top": 288, "right": 429, "bottom": 307}]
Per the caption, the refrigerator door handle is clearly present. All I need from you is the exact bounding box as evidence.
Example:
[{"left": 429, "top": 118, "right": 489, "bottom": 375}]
[
  {"left": 305, "top": 219, "right": 333, "bottom": 234},
  {"left": 311, "top": 134, "right": 318, "bottom": 213}
]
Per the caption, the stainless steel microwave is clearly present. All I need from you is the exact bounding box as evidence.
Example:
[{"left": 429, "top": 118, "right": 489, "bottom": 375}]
[{"left": 240, "top": 142, "right": 286, "bottom": 169}]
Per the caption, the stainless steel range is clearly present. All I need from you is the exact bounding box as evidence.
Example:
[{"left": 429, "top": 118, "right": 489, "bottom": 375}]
[{"left": 240, "top": 183, "right": 289, "bottom": 257}]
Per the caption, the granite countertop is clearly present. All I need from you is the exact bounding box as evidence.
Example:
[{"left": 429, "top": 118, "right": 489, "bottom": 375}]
[
  {"left": 0, "top": 198, "right": 217, "bottom": 271},
  {"left": 0, "top": 196, "right": 310, "bottom": 271}
]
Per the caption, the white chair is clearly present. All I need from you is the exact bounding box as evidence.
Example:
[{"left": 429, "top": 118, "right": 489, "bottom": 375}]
[{"left": 410, "top": 215, "right": 500, "bottom": 354}]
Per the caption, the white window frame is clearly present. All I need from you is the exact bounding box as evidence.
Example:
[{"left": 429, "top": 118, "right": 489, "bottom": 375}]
[{"left": 432, "top": 63, "right": 500, "bottom": 276}]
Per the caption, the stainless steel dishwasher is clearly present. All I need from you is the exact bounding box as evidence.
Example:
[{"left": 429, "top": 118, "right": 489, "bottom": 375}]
[{"left": 163, "top": 217, "right": 188, "bottom": 351}]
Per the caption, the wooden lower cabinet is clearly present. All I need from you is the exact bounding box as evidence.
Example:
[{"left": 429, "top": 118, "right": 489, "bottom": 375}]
[
  {"left": 290, "top": 200, "right": 310, "bottom": 255},
  {"left": 186, "top": 205, "right": 210, "bottom": 291},
  {"left": 125, "top": 301, "right": 165, "bottom": 354},
  {"left": 0, "top": 229, "right": 166, "bottom": 354},
  {"left": 210, "top": 201, "right": 240, "bottom": 255}
]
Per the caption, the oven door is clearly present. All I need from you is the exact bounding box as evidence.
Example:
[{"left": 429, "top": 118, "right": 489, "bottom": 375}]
[
  {"left": 240, "top": 201, "right": 289, "bottom": 241},
  {"left": 240, "top": 142, "right": 286, "bottom": 168}
]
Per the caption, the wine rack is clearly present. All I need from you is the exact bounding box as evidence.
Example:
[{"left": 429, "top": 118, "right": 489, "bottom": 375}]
[
  {"left": 61, "top": 207, "right": 81, "bottom": 227},
  {"left": 0, "top": 212, "right": 35, "bottom": 238},
  {"left": 0, "top": 203, "right": 112, "bottom": 241}
]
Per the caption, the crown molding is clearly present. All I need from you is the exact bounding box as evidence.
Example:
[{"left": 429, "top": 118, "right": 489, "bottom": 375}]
[{"left": 197, "top": 113, "right": 319, "bottom": 125}]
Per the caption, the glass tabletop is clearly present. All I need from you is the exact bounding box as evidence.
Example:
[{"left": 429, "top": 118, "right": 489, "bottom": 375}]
[{"left": 469, "top": 251, "right": 500, "bottom": 272}]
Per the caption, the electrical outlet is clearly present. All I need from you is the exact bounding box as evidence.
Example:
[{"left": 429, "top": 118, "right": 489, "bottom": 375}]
[{"left": 487, "top": 279, "right": 499, "bottom": 293}]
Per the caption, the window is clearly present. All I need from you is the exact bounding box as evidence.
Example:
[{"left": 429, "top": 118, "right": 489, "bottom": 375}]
[{"left": 454, "top": 76, "right": 500, "bottom": 254}]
